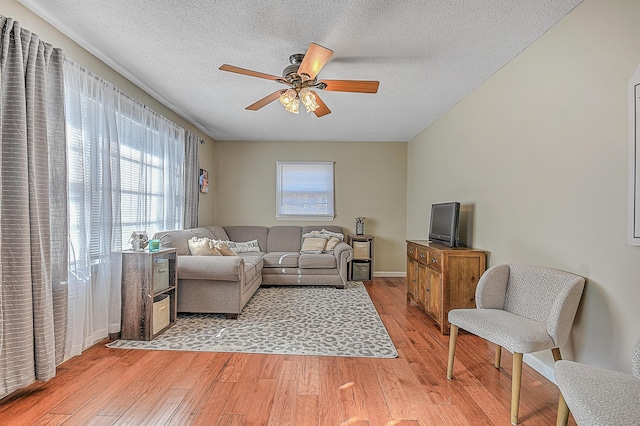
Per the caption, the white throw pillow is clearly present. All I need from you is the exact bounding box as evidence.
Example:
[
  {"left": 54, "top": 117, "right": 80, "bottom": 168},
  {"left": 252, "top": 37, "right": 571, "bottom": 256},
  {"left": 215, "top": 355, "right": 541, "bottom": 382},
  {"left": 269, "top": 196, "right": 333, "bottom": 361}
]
[
  {"left": 301, "top": 237, "right": 327, "bottom": 254},
  {"left": 212, "top": 240, "right": 237, "bottom": 256},
  {"left": 226, "top": 239, "right": 261, "bottom": 253},
  {"left": 188, "top": 237, "right": 221, "bottom": 256},
  {"left": 323, "top": 236, "right": 342, "bottom": 253},
  {"left": 321, "top": 229, "right": 344, "bottom": 241}
]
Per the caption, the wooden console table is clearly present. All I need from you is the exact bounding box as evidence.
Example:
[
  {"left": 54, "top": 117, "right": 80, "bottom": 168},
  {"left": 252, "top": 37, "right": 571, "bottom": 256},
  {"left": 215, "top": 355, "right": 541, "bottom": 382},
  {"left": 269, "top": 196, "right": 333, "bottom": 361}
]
[
  {"left": 120, "top": 248, "right": 178, "bottom": 340},
  {"left": 406, "top": 240, "right": 487, "bottom": 334}
]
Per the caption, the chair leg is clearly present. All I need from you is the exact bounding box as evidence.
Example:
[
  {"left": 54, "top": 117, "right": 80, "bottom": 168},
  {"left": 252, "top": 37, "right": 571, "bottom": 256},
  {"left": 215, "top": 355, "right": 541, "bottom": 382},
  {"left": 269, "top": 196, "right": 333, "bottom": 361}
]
[
  {"left": 447, "top": 325, "right": 459, "bottom": 379},
  {"left": 511, "top": 352, "right": 523, "bottom": 425},
  {"left": 556, "top": 393, "right": 569, "bottom": 426},
  {"left": 551, "top": 347, "right": 569, "bottom": 425},
  {"left": 495, "top": 344, "right": 502, "bottom": 368}
]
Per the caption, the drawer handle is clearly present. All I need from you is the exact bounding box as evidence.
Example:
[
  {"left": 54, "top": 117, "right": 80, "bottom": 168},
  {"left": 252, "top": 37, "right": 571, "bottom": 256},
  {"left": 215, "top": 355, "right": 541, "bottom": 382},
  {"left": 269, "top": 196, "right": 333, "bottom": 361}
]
[
  {"left": 419, "top": 254, "right": 425, "bottom": 259},
  {"left": 431, "top": 258, "right": 437, "bottom": 263}
]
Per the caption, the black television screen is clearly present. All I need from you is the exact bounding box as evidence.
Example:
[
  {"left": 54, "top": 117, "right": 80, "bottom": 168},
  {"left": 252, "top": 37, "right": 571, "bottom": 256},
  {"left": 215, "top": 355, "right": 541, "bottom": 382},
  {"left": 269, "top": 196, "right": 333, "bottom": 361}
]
[{"left": 429, "top": 202, "right": 460, "bottom": 247}]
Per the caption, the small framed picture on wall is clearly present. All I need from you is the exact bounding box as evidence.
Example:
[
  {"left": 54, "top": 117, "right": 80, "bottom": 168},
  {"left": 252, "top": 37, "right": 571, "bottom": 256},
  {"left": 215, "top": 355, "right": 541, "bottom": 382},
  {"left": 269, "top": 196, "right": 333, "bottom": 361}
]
[{"left": 199, "top": 168, "right": 209, "bottom": 194}]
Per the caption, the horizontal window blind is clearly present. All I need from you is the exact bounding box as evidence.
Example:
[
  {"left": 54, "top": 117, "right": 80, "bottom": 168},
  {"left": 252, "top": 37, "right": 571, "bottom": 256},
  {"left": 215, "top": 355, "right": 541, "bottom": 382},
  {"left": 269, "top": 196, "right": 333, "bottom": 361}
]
[
  {"left": 64, "top": 59, "right": 185, "bottom": 266},
  {"left": 276, "top": 161, "right": 335, "bottom": 220}
]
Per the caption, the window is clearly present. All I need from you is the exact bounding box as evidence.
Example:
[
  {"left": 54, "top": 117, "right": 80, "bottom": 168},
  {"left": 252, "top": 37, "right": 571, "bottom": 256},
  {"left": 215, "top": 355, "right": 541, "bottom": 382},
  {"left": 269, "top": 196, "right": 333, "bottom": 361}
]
[
  {"left": 64, "top": 59, "right": 185, "bottom": 267},
  {"left": 116, "top": 113, "right": 185, "bottom": 247},
  {"left": 276, "top": 161, "right": 335, "bottom": 220}
]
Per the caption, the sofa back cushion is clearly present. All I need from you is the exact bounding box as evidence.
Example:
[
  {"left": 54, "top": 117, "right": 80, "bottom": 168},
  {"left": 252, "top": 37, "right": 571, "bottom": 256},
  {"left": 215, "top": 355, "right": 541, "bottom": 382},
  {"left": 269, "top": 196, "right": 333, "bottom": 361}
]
[
  {"left": 223, "top": 226, "right": 269, "bottom": 251},
  {"left": 267, "top": 226, "right": 302, "bottom": 252},
  {"left": 205, "top": 226, "right": 230, "bottom": 241},
  {"left": 154, "top": 227, "right": 216, "bottom": 255}
]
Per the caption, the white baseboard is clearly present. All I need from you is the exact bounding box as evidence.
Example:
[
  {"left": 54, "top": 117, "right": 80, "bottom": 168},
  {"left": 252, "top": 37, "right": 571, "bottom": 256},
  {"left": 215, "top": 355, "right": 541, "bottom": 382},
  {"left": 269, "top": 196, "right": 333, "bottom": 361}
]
[
  {"left": 372, "top": 271, "right": 406, "bottom": 277},
  {"left": 524, "top": 354, "right": 556, "bottom": 384}
]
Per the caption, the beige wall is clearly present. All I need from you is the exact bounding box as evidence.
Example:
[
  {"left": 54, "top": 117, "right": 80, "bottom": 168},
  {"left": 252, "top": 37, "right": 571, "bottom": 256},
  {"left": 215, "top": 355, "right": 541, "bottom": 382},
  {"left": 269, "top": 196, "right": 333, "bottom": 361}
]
[
  {"left": 4, "top": 0, "right": 217, "bottom": 222},
  {"left": 211, "top": 141, "right": 407, "bottom": 274},
  {"left": 197, "top": 140, "right": 217, "bottom": 222},
  {"left": 408, "top": 0, "right": 640, "bottom": 377}
]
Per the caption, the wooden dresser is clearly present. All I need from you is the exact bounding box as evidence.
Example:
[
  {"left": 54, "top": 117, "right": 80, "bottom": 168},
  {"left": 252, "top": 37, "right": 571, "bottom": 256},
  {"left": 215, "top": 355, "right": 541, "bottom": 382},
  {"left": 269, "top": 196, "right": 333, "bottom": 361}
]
[{"left": 406, "top": 240, "right": 487, "bottom": 334}]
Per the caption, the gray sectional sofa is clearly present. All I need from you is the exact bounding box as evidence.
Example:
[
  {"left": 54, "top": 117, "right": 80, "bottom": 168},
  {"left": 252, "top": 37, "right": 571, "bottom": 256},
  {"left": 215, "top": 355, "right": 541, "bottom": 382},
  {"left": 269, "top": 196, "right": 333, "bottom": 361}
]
[{"left": 153, "top": 225, "right": 354, "bottom": 318}]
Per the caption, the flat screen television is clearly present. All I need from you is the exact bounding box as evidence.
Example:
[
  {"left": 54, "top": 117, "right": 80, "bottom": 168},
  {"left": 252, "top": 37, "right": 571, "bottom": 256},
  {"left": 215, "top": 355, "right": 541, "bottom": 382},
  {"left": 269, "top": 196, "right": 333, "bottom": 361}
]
[{"left": 429, "top": 202, "right": 461, "bottom": 247}]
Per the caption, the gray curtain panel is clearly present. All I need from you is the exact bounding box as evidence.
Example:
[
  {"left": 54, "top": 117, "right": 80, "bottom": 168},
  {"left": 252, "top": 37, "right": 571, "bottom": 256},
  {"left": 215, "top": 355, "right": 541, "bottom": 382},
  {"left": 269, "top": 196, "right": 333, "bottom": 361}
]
[
  {"left": 0, "top": 16, "right": 68, "bottom": 398},
  {"left": 184, "top": 131, "right": 200, "bottom": 229}
]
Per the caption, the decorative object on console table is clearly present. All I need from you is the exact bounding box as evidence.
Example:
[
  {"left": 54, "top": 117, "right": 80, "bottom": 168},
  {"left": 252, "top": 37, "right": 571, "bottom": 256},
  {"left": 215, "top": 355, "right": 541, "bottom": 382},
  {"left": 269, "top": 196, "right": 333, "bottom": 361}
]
[
  {"left": 406, "top": 240, "right": 487, "bottom": 334},
  {"left": 120, "top": 248, "right": 178, "bottom": 340},
  {"left": 348, "top": 234, "right": 374, "bottom": 281},
  {"left": 355, "top": 216, "right": 366, "bottom": 235},
  {"left": 148, "top": 239, "right": 160, "bottom": 252},
  {"left": 129, "top": 230, "right": 149, "bottom": 251}
]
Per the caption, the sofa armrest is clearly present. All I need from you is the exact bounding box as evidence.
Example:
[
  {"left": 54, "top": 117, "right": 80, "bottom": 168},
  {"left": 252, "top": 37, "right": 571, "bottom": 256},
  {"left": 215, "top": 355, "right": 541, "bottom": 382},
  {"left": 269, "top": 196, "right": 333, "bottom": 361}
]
[
  {"left": 334, "top": 242, "right": 354, "bottom": 265},
  {"left": 177, "top": 255, "right": 245, "bottom": 282}
]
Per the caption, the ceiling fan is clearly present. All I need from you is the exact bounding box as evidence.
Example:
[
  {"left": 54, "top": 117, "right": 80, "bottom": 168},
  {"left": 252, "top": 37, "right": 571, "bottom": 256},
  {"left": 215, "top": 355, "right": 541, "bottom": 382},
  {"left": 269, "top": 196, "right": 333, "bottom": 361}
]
[{"left": 219, "top": 43, "right": 379, "bottom": 117}]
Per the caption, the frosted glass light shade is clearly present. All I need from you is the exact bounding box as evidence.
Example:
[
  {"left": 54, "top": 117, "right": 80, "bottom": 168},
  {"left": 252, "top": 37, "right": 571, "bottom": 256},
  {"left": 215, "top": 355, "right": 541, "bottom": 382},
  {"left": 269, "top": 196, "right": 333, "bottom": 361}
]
[
  {"left": 279, "top": 88, "right": 300, "bottom": 114},
  {"left": 299, "top": 88, "right": 319, "bottom": 113}
]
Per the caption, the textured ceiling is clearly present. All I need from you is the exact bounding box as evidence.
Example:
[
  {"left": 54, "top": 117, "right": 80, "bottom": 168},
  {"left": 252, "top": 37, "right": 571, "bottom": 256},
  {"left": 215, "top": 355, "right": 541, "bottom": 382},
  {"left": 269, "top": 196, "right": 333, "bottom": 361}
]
[{"left": 18, "top": 0, "right": 581, "bottom": 142}]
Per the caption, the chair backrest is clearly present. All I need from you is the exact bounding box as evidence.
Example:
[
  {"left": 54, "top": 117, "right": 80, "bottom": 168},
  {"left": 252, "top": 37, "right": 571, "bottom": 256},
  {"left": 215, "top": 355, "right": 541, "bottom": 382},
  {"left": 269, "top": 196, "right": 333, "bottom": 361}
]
[
  {"left": 503, "top": 264, "right": 585, "bottom": 345},
  {"left": 633, "top": 337, "right": 640, "bottom": 378}
]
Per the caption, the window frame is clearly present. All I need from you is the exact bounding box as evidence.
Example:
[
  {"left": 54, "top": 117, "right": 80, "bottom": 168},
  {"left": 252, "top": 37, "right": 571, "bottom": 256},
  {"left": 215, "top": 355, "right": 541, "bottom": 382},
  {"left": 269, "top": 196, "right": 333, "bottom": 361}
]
[{"left": 276, "top": 161, "right": 335, "bottom": 221}]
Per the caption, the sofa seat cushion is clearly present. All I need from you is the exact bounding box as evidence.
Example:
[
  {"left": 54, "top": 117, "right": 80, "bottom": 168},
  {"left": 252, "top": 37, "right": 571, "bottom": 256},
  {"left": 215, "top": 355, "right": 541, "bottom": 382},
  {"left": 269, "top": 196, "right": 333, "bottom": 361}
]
[
  {"left": 241, "top": 256, "right": 264, "bottom": 282},
  {"left": 262, "top": 267, "right": 339, "bottom": 276},
  {"left": 262, "top": 252, "right": 299, "bottom": 268},
  {"left": 299, "top": 253, "right": 337, "bottom": 269}
]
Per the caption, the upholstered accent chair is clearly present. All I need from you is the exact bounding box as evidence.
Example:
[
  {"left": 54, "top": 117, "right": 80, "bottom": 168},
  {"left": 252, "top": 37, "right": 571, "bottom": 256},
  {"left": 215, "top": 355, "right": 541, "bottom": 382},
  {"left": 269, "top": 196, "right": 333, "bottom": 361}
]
[
  {"left": 554, "top": 337, "right": 640, "bottom": 425},
  {"left": 446, "top": 264, "right": 585, "bottom": 425}
]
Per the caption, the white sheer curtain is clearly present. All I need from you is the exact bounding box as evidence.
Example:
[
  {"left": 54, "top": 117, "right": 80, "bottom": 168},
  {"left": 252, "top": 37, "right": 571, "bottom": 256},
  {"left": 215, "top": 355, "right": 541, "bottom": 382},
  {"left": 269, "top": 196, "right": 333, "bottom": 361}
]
[{"left": 63, "top": 59, "right": 185, "bottom": 359}]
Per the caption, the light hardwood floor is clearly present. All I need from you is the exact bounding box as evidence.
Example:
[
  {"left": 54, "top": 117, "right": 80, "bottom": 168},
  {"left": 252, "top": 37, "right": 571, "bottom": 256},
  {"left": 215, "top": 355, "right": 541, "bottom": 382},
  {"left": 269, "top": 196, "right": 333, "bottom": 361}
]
[{"left": 0, "top": 277, "right": 574, "bottom": 425}]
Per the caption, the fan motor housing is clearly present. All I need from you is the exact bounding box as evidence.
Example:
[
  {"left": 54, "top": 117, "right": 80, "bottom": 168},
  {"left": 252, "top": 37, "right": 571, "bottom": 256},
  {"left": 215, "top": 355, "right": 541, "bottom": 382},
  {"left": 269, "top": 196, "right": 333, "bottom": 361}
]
[
  {"left": 282, "top": 53, "right": 305, "bottom": 77},
  {"left": 282, "top": 64, "right": 300, "bottom": 77}
]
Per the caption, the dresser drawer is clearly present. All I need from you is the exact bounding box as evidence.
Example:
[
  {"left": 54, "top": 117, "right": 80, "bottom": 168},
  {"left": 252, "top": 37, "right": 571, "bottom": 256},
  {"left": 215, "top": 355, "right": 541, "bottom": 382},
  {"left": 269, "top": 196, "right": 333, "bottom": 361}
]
[
  {"left": 425, "top": 248, "right": 443, "bottom": 272},
  {"left": 417, "top": 246, "right": 429, "bottom": 264},
  {"left": 407, "top": 243, "right": 418, "bottom": 260}
]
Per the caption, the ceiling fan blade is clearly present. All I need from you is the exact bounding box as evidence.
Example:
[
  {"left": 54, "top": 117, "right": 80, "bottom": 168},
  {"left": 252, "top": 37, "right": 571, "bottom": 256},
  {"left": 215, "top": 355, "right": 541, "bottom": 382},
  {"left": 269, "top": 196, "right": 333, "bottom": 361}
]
[
  {"left": 311, "top": 91, "right": 331, "bottom": 117},
  {"left": 298, "top": 43, "right": 334, "bottom": 80},
  {"left": 246, "top": 90, "right": 285, "bottom": 111},
  {"left": 219, "top": 64, "right": 281, "bottom": 81},
  {"left": 320, "top": 80, "right": 379, "bottom": 93}
]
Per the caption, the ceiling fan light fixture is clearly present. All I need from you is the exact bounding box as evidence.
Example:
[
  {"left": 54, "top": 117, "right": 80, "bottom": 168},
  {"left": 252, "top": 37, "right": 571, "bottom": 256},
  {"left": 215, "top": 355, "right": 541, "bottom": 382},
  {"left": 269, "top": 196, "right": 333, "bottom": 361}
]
[
  {"left": 279, "top": 88, "right": 299, "bottom": 114},
  {"left": 220, "top": 43, "right": 378, "bottom": 118},
  {"left": 299, "top": 88, "right": 319, "bottom": 113}
]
